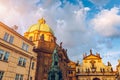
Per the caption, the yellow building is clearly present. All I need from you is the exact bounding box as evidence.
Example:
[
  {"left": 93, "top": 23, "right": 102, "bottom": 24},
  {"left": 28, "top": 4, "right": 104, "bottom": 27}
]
[
  {"left": 0, "top": 22, "right": 37, "bottom": 80},
  {"left": 76, "top": 50, "right": 116, "bottom": 80}
]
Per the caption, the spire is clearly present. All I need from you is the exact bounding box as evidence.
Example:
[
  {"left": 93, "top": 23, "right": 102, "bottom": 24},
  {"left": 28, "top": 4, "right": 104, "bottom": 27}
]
[{"left": 38, "top": 18, "right": 46, "bottom": 24}]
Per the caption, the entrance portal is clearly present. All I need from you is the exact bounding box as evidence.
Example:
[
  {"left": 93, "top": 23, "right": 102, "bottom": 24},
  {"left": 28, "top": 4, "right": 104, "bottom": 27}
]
[{"left": 93, "top": 78, "right": 100, "bottom": 80}]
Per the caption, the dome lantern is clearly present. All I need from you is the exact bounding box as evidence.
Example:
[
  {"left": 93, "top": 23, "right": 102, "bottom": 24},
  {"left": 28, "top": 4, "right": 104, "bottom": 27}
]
[{"left": 38, "top": 18, "right": 46, "bottom": 24}]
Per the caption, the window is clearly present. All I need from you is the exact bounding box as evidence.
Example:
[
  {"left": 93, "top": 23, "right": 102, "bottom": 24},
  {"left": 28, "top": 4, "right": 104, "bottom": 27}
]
[
  {"left": 22, "top": 43, "right": 29, "bottom": 51},
  {"left": 29, "top": 36, "right": 33, "bottom": 41},
  {"left": 15, "top": 74, "right": 23, "bottom": 80},
  {"left": 23, "top": 58, "right": 26, "bottom": 67},
  {"left": 68, "top": 71, "right": 73, "bottom": 74},
  {"left": 3, "top": 52, "right": 9, "bottom": 61},
  {"left": 3, "top": 33, "right": 9, "bottom": 41},
  {"left": 18, "top": 57, "right": 26, "bottom": 67},
  {"left": 3, "top": 33, "right": 14, "bottom": 44},
  {"left": 0, "top": 71, "right": 4, "bottom": 80},
  {"left": 18, "top": 57, "right": 23, "bottom": 65},
  {"left": 30, "top": 76, "right": 32, "bottom": 80},
  {"left": 0, "top": 49, "right": 9, "bottom": 61},
  {"left": 0, "top": 50, "right": 4, "bottom": 60},
  {"left": 9, "top": 35, "right": 14, "bottom": 44},
  {"left": 40, "top": 34, "right": 44, "bottom": 40},
  {"left": 31, "top": 62, "right": 34, "bottom": 69}
]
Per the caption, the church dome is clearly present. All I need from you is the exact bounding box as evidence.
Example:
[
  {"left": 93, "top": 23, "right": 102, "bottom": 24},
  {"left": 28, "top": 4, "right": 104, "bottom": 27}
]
[{"left": 27, "top": 18, "right": 54, "bottom": 35}]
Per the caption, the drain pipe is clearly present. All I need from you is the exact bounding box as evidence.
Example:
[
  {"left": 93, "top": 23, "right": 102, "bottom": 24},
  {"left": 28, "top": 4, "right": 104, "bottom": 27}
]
[{"left": 27, "top": 56, "right": 33, "bottom": 80}]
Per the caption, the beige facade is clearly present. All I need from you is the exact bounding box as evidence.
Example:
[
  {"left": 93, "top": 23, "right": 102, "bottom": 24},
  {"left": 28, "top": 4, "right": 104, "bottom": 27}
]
[
  {"left": 76, "top": 50, "right": 116, "bottom": 80},
  {"left": 0, "top": 22, "right": 37, "bottom": 80}
]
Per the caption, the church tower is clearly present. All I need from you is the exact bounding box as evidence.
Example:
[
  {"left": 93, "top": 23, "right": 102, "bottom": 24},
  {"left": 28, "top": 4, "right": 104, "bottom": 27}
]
[{"left": 24, "top": 18, "right": 56, "bottom": 80}]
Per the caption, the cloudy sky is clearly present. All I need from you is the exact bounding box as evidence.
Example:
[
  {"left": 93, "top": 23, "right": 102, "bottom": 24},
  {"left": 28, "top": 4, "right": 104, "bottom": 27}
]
[{"left": 0, "top": 0, "right": 120, "bottom": 70}]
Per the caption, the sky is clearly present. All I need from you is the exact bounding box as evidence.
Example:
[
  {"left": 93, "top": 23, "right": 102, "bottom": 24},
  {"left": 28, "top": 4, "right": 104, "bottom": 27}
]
[{"left": 0, "top": 0, "right": 120, "bottom": 70}]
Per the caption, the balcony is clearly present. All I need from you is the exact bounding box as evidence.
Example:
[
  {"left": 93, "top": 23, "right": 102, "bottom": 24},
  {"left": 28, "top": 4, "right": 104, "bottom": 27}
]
[{"left": 33, "top": 40, "right": 56, "bottom": 54}]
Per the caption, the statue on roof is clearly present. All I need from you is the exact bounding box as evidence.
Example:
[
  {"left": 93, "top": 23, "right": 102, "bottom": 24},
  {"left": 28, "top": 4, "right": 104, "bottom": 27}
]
[
  {"left": 107, "top": 61, "right": 112, "bottom": 66},
  {"left": 90, "top": 49, "right": 92, "bottom": 55},
  {"left": 60, "top": 42, "right": 63, "bottom": 48},
  {"left": 96, "top": 52, "right": 100, "bottom": 57},
  {"left": 117, "top": 60, "right": 120, "bottom": 67},
  {"left": 48, "top": 46, "right": 62, "bottom": 80}
]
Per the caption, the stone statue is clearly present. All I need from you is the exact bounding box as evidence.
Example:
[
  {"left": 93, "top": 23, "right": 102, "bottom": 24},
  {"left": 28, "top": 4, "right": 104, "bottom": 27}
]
[
  {"left": 90, "top": 60, "right": 95, "bottom": 68},
  {"left": 48, "top": 47, "right": 62, "bottom": 80},
  {"left": 108, "top": 61, "right": 112, "bottom": 66},
  {"left": 90, "top": 49, "right": 92, "bottom": 55},
  {"left": 60, "top": 42, "right": 63, "bottom": 48}
]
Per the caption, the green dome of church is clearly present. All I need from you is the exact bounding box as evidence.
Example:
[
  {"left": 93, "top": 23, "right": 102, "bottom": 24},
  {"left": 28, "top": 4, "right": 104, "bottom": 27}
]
[{"left": 27, "top": 18, "right": 54, "bottom": 35}]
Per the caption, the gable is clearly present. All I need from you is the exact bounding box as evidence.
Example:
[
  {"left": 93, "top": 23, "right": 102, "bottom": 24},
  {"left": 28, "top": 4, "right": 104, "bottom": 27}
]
[{"left": 84, "top": 55, "right": 101, "bottom": 60}]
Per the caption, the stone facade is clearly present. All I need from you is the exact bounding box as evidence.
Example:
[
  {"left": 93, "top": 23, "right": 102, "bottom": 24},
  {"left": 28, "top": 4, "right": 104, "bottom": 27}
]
[{"left": 76, "top": 50, "right": 116, "bottom": 80}]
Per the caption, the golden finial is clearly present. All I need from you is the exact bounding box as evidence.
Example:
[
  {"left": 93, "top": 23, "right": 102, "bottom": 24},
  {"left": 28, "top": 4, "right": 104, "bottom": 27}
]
[{"left": 38, "top": 18, "right": 46, "bottom": 24}]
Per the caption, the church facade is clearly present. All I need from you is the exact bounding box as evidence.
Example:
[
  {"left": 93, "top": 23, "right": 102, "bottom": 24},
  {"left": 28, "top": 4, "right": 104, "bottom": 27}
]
[{"left": 76, "top": 50, "right": 116, "bottom": 80}]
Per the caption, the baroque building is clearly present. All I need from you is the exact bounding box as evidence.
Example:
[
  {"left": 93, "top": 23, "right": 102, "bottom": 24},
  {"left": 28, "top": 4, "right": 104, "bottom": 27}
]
[
  {"left": 24, "top": 18, "right": 70, "bottom": 80},
  {"left": 76, "top": 50, "right": 116, "bottom": 80},
  {"left": 0, "top": 18, "right": 70, "bottom": 80}
]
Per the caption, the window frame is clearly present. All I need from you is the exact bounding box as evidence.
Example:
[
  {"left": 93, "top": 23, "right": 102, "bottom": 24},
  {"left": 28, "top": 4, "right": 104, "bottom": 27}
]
[
  {"left": 9, "top": 35, "right": 14, "bottom": 44},
  {"left": 0, "top": 50, "right": 4, "bottom": 60},
  {"left": 31, "top": 62, "right": 34, "bottom": 69},
  {"left": 3, "top": 51, "right": 10, "bottom": 61},
  {"left": 22, "top": 42, "right": 29, "bottom": 51},
  {"left": 18, "top": 57, "right": 27, "bottom": 67},
  {"left": 0, "top": 71, "right": 4, "bottom": 80},
  {"left": 15, "top": 74, "right": 23, "bottom": 80},
  {"left": 3, "top": 33, "right": 9, "bottom": 41}
]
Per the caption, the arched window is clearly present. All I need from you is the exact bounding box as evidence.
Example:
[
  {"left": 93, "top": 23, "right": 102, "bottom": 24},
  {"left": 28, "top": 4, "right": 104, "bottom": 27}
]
[
  {"left": 40, "top": 34, "right": 44, "bottom": 41},
  {"left": 29, "top": 36, "right": 33, "bottom": 41},
  {"left": 93, "top": 78, "right": 100, "bottom": 80}
]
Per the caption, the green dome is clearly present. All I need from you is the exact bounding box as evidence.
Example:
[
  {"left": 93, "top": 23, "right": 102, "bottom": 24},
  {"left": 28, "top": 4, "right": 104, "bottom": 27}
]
[{"left": 27, "top": 18, "right": 54, "bottom": 35}]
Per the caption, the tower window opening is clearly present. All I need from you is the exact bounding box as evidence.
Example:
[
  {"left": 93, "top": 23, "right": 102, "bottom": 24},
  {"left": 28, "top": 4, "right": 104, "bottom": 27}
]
[
  {"left": 40, "top": 34, "right": 44, "bottom": 41},
  {"left": 29, "top": 36, "right": 33, "bottom": 41}
]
